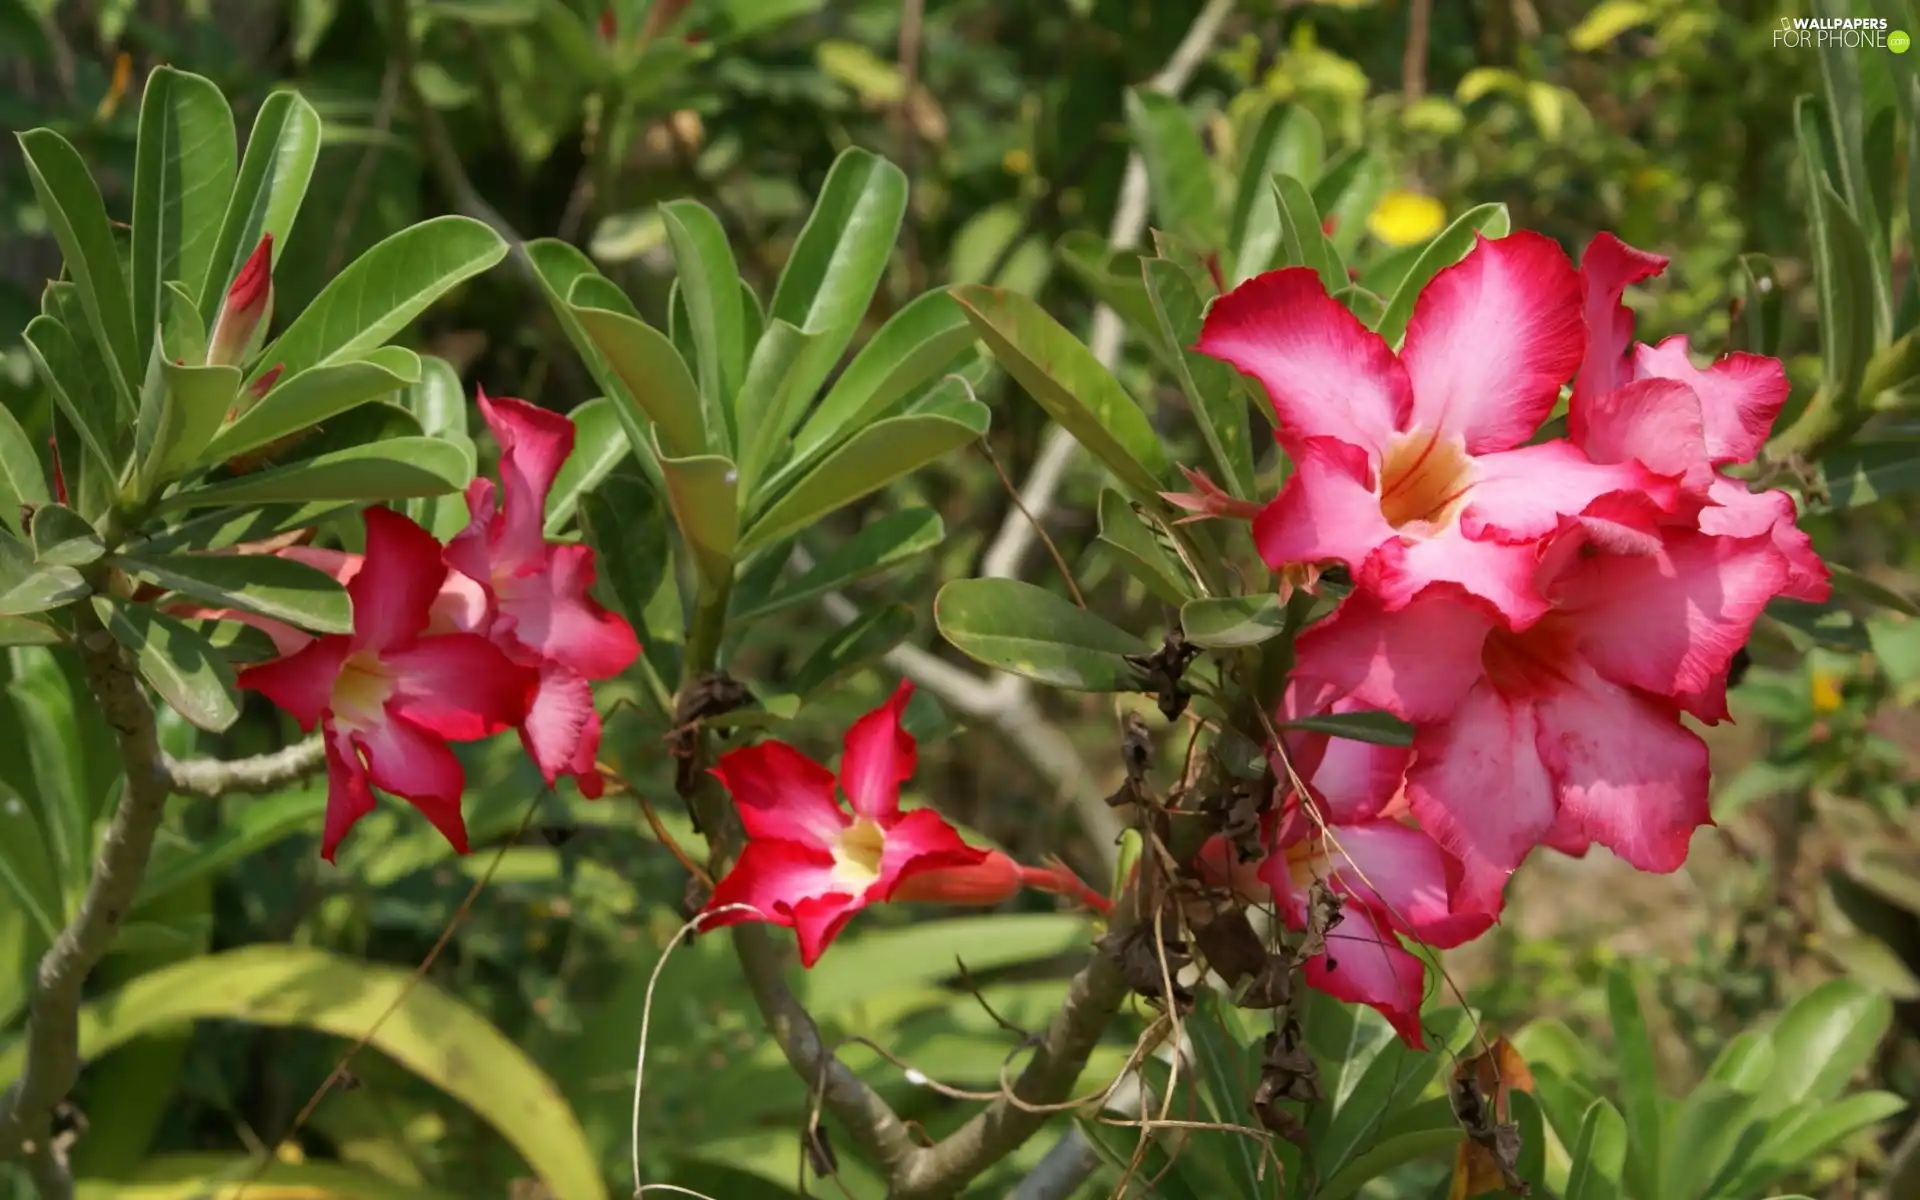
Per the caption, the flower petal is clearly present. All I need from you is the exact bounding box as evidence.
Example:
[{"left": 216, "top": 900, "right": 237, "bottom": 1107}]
[
  {"left": 383, "top": 632, "right": 535, "bottom": 740},
  {"left": 1400, "top": 232, "right": 1586, "bottom": 454},
  {"left": 712, "top": 740, "right": 847, "bottom": 849},
  {"left": 788, "top": 893, "right": 867, "bottom": 967},
  {"left": 701, "top": 840, "right": 847, "bottom": 948},
  {"left": 839, "top": 680, "right": 918, "bottom": 822},
  {"left": 1634, "top": 336, "right": 1788, "bottom": 466},
  {"left": 890, "top": 850, "right": 1024, "bottom": 906},
  {"left": 351, "top": 711, "right": 470, "bottom": 854},
  {"left": 1700, "top": 476, "right": 1830, "bottom": 603},
  {"left": 237, "top": 634, "right": 351, "bottom": 730},
  {"left": 517, "top": 665, "right": 602, "bottom": 794},
  {"left": 1533, "top": 660, "right": 1710, "bottom": 874},
  {"left": 1278, "top": 681, "right": 1413, "bottom": 825},
  {"left": 1574, "top": 377, "right": 1709, "bottom": 483},
  {"left": 1571, "top": 232, "right": 1668, "bottom": 440},
  {"left": 1303, "top": 904, "right": 1430, "bottom": 1048},
  {"left": 1252, "top": 437, "right": 1398, "bottom": 573},
  {"left": 1195, "top": 267, "right": 1411, "bottom": 456},
  {"left": 495, "top": 544, "right": 640, "bottom": 678},
  {"left": 351, "top": 507, "right": 451, "bottom": 653},
  {"left": 479, "top": 391, "right": 576, "bottom": 574},
  {"left": 1293, "top": 588, "right": 1493, "bottom": 723},
  {"left": 875, "top": 807, "right": 988, "bottom": 899},
  {"left": 320, "top": 718, "right": 376, "bottom": 864},
  {"left": 1364, "top": 526, "right": 1550, "bottom": 627},
  {"left": 1462, "top": 440, "right": 1678, "bottom": 543},
  {"left": 1323, "top": 821, "right": 1492, "bottom": 949}
]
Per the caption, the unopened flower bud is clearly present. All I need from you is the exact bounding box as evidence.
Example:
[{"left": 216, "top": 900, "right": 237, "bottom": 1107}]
[
  {"left": 207, "top": 234, "right": 274, "bottom": 367},
  {"left": 1160, "top": 464, "right": 1263, "bottom": 525}
]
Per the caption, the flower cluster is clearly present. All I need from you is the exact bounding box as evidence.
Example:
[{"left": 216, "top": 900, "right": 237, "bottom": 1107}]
[
  {"left": 1192, "top": 231, "right": 1826, "bottom": 1040},
  {"left": 234, "top": 392, "right": 640, "bottom": 860}
]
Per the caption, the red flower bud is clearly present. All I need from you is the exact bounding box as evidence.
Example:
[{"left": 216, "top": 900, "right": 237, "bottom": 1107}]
[
  {"left": 46, "top": 437, "right": 68, "bottom": 507},
  {"left": 1160, "top": 464, "right": 1262, "bottom": 524},
  {"left": 597, "top": 5, "right": 616, "bottom": 40},
  {"left": 208, "top": 234, "right": 274, "bottom": 367}
]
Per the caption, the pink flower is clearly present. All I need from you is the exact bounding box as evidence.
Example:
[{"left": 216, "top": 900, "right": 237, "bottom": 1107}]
[
  {"left": 699, "top": 682, "right": 988, "bottom": 966},
  {"left": 238, "top": 508, "right": 538, "bottom": 862},
  {"left": 891, "top": 850, "right": 1112, "bottom": 914},
  {"left": 1294, "top": 522, "right": 1787, "bottom": 913},
  {"left": 208, "top": 234, "right": 273, "bottom": 368},
  {"left": 1197, "top": 233, "right": 1676, "bottom": 626},
  {"left": 446, "top": 391, "right": 641, "bottom": 799}
]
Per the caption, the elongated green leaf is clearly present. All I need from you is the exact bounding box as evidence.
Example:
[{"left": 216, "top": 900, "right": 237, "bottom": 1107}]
[
  {"left": 580, "top": 479, "right": 681, "bottom": 689},
  {"left": 768, "top": 147, "right": 908, "bottom": 419},
  {"left": 1564, "top": 1098, "right": 1627, "bottom": 1200},
  {"left": 806, "top": 914, "right": 1091, "bottom": 1013},
  {"left": 1096, "top": 489, "right": 1190, "bottom": 605},
  {"left": 542, "top": 397, "right": 629, "bottom": 535},
  {"left": 254, "top": 216, "right": 506, "bottom": 382},
  {"left": 1375, "top": 202, "right": 1511, "bottom": 345},
  {"left": 1727, "top": 1091, "right": 1907, "bottom": 1197},
  {"left": 1608, "top": 966, "right": 1663, "bottom": 1198},
  {"left": 951, "top": 285, "right": 1171, "bottom": 500},
  {"left": 92, "top": 597, "right": 239, "bottom": 733},
  {"left": 1181, "top": 593, "right": 1285, "bottom": 649},
  {"left": 1814, "top": 0, "right": 1893, "bottom": 343},
  {"left": 1230, "top": 103, "right": 1326, "bottom": 280},
  {"left": 1272, "top": 174, "right": 1343, "bottom": 294},
  {"left": 23, "top": 317, "right": 118, "bottom": 476},
  {"left": 1809, "top": 173, "right": 1876, "bottom": 409},
  {"left": 789, "top": 603, "right": 914, "bottom": 698},
  {"left": 1757, "top": 978, "right": 1892, "bottom": 1114},
  {"left": 656, "top": 436, "right": 738, "bottom": 595},
  {"left": 114, "top": 551, "right": 351, "bottom": 634},
  {"left": 202, "top": 347, "right": 421, "bottom": 463},
  {"left": 1312, "top": 147, "right": 1389, "bottom": 260},
  {"left": 132, "top": 67, "right": 237, "bottom": 367},
  {"left": 0, "top": 566, "right": 90, "bottom": 616},
  {"left": 1142, "top": 258, "right": 1255, "bottom": 498},
  {"left": 1126, "top": 89, "right": 1222, "bottom": 252},
  {"left": 0, "top": 779, "right": 62, "bottom": 943},
  {"left": 30, "top": 505, "right": 103, "bottom": 566},
  {"left": 0, "top": 617, "right": 62, "bottom": 646},
  {"left": 0, "top": 406, "right": 48, "bottom": 539},
  {"left": 573, "top": 303, "right": 707, "bottom": 459},
  {"left": 1276, "top": 709, "right": 1413, "bottom": 747},
  {"left": 135, "top": 350, "right": 243, "bottom": 493},
  {"left": 199, "top": 90, "right": 320, "bottom": 322},
  {"left": 1054, "top": 232, "right": 1180, "bottom": 367},
  {"left": 735, "top": 508, "right": 942, "bottom": 621},
  {"left": 790, "top": 288, "right": 975, "bottom": 464},
  {"left": 661, "top": 199, "right": 746, "bottom": 441},
  {"left": 567, "top": 271, "right": 641, "bottom": 319},
  {"left": 159, "top": 438, "right": 470, "bottom": 511},
  {"left": 0, "top": 945, "right": 606, "bottom": 1200},
  {"left": 742, "top": 408, "right": 985, "bottom": 554},
  {"left": 733, "top": 319, "right": 818, "bottom": 495},
  {"left": 1316, "top": 1128, "right": 1464, "bottom": 1200},
  {"left": 136, "top": 783, "right": 325, "bottom": 909},
  {"left": 76, "top": 1153, "right": 458, "bottom": 1200},
  {"left": 1187, "top": 993, "right": 1262, "bottom": 1194},
  {"left": 934, "top": 578, "right": 1149, "bottom": 690}
]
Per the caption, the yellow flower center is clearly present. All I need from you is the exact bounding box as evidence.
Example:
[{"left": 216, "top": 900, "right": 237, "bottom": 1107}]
[
  {"left": 830, "top": 818, "right": 887, "bottom": 890},
  {"left": 331, "top": 652, "right": 395, "bottom": 732},
  {"left": 1377, "top": 430, "right": 1474, "bottom": 535}
]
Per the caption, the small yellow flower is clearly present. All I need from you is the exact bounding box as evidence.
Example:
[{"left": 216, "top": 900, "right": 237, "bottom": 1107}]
[
  {"left": 274, "top": 1140, "right": 306, "bottom": 1164},
  {"left": 1810, "top": 671, "right": 1844, "bottom": 713},
  {"left": 1367, "top": 190, "right": 1447, "bottom": 248},
  {"left": 1002, "top": 147, "right": 1033, "bottom": 176}
]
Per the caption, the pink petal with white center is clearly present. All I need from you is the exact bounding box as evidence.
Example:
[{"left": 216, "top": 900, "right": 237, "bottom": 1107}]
[
  {"left": 348, "top": 711, "right": 471, "bottom": 854},
  {"left": 517, "top": 665, "right": 601, "bottom": 794},
  {"left": 1363, "top": 525, "right": 1550, "bottom": 627},
  {"left": 495, "top": 543, "right": 640, "bottom": 678},
  {"left": 1634, "top": 336, "right": 1788, "bottom": 466},
  {"left": 1700, "top": 476, "right": 1830, "bottom": 602},
  {"left": 350, "top": 508, "right": 451, "bottom": 653},
  {"left": 478, "top": 391, "right": 576, "bottom": 574},
  {"left": 1406, "top": 684, "right": 1557, "bottom": 914},
  {"left": 1461, "top": 440, "right": 1677, "bottom": 543},
  {"left": 320, "top": 719, "right": 377, "bottom": 863},
  {"left": 1302, "top": 904, "right": 1430, "bottom": 1047},
  {"left": 237, "top": 634, "right": 352, "bottom": 730},
  {"left": 838, "top": 680, "right": 918, "bottom": 822},
  {"left": 1532, "top": 659, "right": 1710, "bottom": 874},
  {"left": 1293, "top": 588, "right": 1494, "bottom": 723},
  {"left": 1324, "top": 821, "right": 1492, "bottom": 949},
  {"left": 875, "top": 808, "right": 989, "bottom": 898},
  {"left": 1251, "top": 437, "right": 1396, "bottom": 573},
  {"left": 1400, "top": 232, "right": 1586, "bottom": 454},
  {"left": 1571, "top": 233, "right": 1669, "bottom": 440},
  {"left": 1195, "top": 268, "right": 1411, "bottom": 455},
  {"left": 1575, "top": 377, "right": 1710, "bottom": 484},
  {"left": 1556, "top": 529, "right": 1786, "bottom": 710},
  {"left": 713, "top": 740, "right": 847, "bottom": 849},
  {"left": 383, "top": 632, "right": 534, "bottom": 740}
]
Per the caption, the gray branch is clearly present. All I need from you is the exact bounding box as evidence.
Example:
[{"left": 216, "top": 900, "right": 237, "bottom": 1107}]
[{"left": 165, "top": 737, "right": 326, "bottom": 797}]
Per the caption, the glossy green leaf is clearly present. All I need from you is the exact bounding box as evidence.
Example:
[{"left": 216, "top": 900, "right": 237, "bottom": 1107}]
[
  {"left": 254, "top": 216, "right": 507, "bottom": 383},
  {"left": 788, "top": 602, "right": 915, "bottom": 698},
  {"left": 23, "top": 316, "right": 119, "bottom": 476},
  {"left": 198, "top": 90, "right": 320, "bottom": 323},
  {"left": 1814, "top": 4, "right": 1893, "bottom": 342},
  {"left": 75, "top": 1154, "right": 457, "bottom": 1200},
  {"left": 131, "top": 67, "right": 236, "bottom": 367},
  {"left": 1312, "top": 147, "right": 1389, "bottom": 259},
  {"left": 1564, "top": 1098, "right": 1627, "bottom": 1200},
  {"left": 0, "top": 566, "right": 90, "bottom": 616},
  {"left": 655, "top": 435, "right": 738, "bottom": 596},
  {"left": 1180, "top": 593, "right": 1286, "bottom": 649},
  {"left": 580, "top": 478, "right": 681, "bottom": 689},
  {"left": 1660, "top": 1079, "right": 1755, "bottom": 1200},
  {"left": 1187, "top": 993, "right": 1262, "bottom": 1194},
  {"left": 159, "top": 438, "right": 470, "bottom": 512},
  {"left": 1809, "top": 441, "right": 1920, "bottom": 510},
  {"left": 0, "top": 945, "right": 606, "bottom": 1200},
  {"left": 1719, "top": 1091, "right": 1906, "bottom": 1198},
  {"left": 0, "top": 779, "right": 62, "bottom": 943},
  {"left": 951, "top": 285, "right": 1171, "bottom": 500},
  {"left": 934, "top": 578, "right": 1149, "bottom": 691},
  {"left": 734, "top": 508, "right": 943, "bottom": 621},
  {"left": 661, "top": 199, "right": 746, "bottom": 440},
  {"left": 567, "top": 271, "right": 641, "bottom": 319},
  {"left": 1054, "top": 232, "right": 1178, "bottom": 367},
  {"left": 1315, "top": 1128, "right": 1464, "bottom": 1200},
  {"left": 1272, "top": 174, "right": 1343, "bottom": 294},
  {"left": 741, "top": 407, "right": 985, "bottom": 554},
  {"left": 1828, "top": 561, "right": 1920, "bottom": 614},
  {"left": 30, "top": 505, "right": 103, "bottom": 567},
  {"left": 1607, "top": 965, "right": 1663, "bottom": 1198},
  {"left": 0, "top": 405, "right": 48, "bottom": 538},
  {"left": 768, "top": 147, "right": 908, "bottom": 419},
  {"left": 0, "top": 617, "right": 62, "bottom": 647},
  {"left": 806, "top": 913, "right": 1092, "bottom": 1014},
  {"left": 790, "top": 288, "right": 975, "bottom": 465},
  {"left": 16, "top": 128, "right": 140, "bottom": 407},
  {"left": 573, "top": 302, "right": 707, "bottom": 459},
  {"left": 136, "top": 783, "right": 325, "bottom": 910},
  {"left": 1276, "top": 709, "right": 1413, "bottom": 747},
  {"left": 1809, "top": 172, "right": 1876, "bottom": 409},
  {"left": 1756, "top": 978, "right": 1892, "bottom": 1114},
  {"left": 114, "top": 550, "right": 351, "bottom": 634},
  {"left": 1230, "top": 103, "right": 1325, "bottom": 280},
  {"left": 733, "top": 319, "right": 818, "bottom": 496},
  {"left": 202, "top": 347, "right": 421, "bottom": 463},
  {"left": 1142, "top": 258, "right": 1255, "bottom": 498},
  {"left": 1096, "top": 488, "right": 1190, "bottom": 605},
  {"left": 1375, "top": 202, "right": 1512, "bottom": 345},
  {"left": 134, "top": 350, "right": 243, "bottom": 493},
  {"left": 1126, "top": 89, "right": 1222, "bottom": 251},
  {"left": 543, "top": 397, "right": 630, "bottom": 535},
  {"left": 91, "top": 597, "right": 239, "bottom": 733}
]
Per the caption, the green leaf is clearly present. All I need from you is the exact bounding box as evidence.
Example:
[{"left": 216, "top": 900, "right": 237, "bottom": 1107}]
[
  {"left": 1607, "top": 965, "right": 1663, "bottom": 1198},
  {"left": 655, "top": 436, "right": 738, "bottom": 596},
  {"left": 788, "top": 603, "right": 915, "bottom": 698},
  {"left": 199, "top": 90, "right": 320, "bottom": 323},
  {"left": 1142, "top": 258, "right": 1255, "bottom": 498},
  {"left": 1335, "top": 284, "right": 1387, "bottom": 326},
  {"left": 805, "top": 913, "right": 1092, "bottom": 1014},
  {"left": 1718, "top": 1092, "right": 1906, "bottom": 1198},
  {"left": 91, "top": 597, "right": 239, "bottom": 733},
  {"left": 114, "top": 551, "right": 351, "bottom": 634},
  {"left": 733, "top": 319, "right": 819, "bottom": 496},
  {"left": 1315, "top": 1128, "right": 1464, "bottom": 1200},
  {"left": 1375, "top": 202, "right": 1512, "bottom": 345},
  {"left": 567, "top": 271, "right": 641, "bottom": 319},
  {"left": 1230, "top": 103, "right": 1325, "bottom": 280},
  {"left": 134, "top": 350, "right": 243, "bottom": 493},
  {"left": 1756, "top": 978, "right": 1892, "bottom": 1115},
  {"left": 0, "top": 779, "right": 63, "bottom": 943},
  {"left": 1808, "top": 441, "right": 1920, "bottom": 510},
  {"left": 158, "top": 438, "right": 471, "bottom": 512},
  {"left": 934, "top": 578, "right": 1150, "bottom": 691},
  {"left": 0, "top": 945, "right": 606, "bottom": 1200},
  {"left": 1732, "top": 254, "right": 1784, "bottom": 358},
  {"left": 131, "top": 67, "right": 237, "bottom": 368},
  {"left": 661, "top": 199, "right": 746, "bottom": 442},
  {"left": 136, "top": 783, "right": 325, "bottom": 909},
  {"left": 1659, "top": 1079, "right": 1756, "bottom": 1200},
  {"left": 580, "top": 478, "right": 681, "bottom": 688},
  {"left": 768, "top": 147, "right": 908, "bottom": 422},
  {"left": 1055, "top": 232, "right": 1179, "bottom": 368},
  {"left": 76, "top": 1154, "right": 457, "bottom": 1199},
  {"left": 543, "top": 397, "right": 630, "bottom": 535},
  {"left": 1276, "top": 709, "right": 1413, "bottom": 747},
  {"left": 1272, "top": 174, "right": 1343, "bottom": 294},
  {"left": 30, "top": 505, "right": 103, "bottom": 567},
  {"left": 1126, "top": 90, "right": 1223, "bottom": 251},
  {"left": 0, "top": 566, "right": 90, "bottom": 616},
  {"left": 0, "top": 405, "right": 49, "bottom": 538},
  {"left": 951, "top": 285, "right": 1171, "bottom": 500},
  {"left": 572, "top": 302, "right": 707, "bottom": 459},
  {"left": 1814, "top": 1, "right": 1893, "bottom": 343},
  {"left": 0, "top": 616, "right": 63, "bottom": 647},
  {"left": 1312, "top": 147, "right": 1389, "bottom": 259},
  {"left": 254, "top": 216, "right": 507, "bottom": 383},
  {"left": 1180, "top": 593, "right": 1286, "bottom": 649},
  {"left": 789, "top": 288, "right": 975, "bottom": 466},
  {"left": 16, "top": 128, "right": 140, "bottom": 409},
  {"left": 1096, "top": 489, "right": 1191, "bottom": 605},
  {"left": 202, "top": 347, "right": 422, "bottom": 463},
  {"left": 1187, "top": 993, "right": 1262, "bottom": 1194},
  {"left": 1564, "top": 1098, "right": 1628, "bottom": 1200},
  {"left": 23, "top": 316, "right": 119, "bottom": 477},
  {"left": 1828, "top": 562, "right": 1920, "bottom": 614},
  {"left": 1808, "top": 173, "right": 1876, "bottom": 410},
  {"left": 734, "top": 508, "right": 943, "bottom": 622},
  {"left": 741, "top": 408, "right": 986, "bottom": 554}
]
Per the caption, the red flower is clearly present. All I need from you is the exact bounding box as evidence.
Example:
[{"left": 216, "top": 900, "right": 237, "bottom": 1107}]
[
  {"left": 238, "top": 508, "right": 537, "bottom": 861},
  {"left": 208, "top": 234, "right": 273, "bottom": 367},
  {"left": 891, "top": 850, "right": 1112, "bottom": 914},
  {"left": 444, "top": 390, "right": 641, "bottom": 798},
  {"left": 700, "top": 682, "right": 988, "bottom": 966}
]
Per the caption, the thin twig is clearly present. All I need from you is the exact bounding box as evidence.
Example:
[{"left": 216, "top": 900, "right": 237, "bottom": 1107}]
[
  {"left": 1403, "top": 0, "right": 1431, "bottom": 104},
  {"left": 979, "top": 439, "right": 1086, "bottom": 607},
  {"left": 326, "top": 59, "right": 403, "bottom": 277}
]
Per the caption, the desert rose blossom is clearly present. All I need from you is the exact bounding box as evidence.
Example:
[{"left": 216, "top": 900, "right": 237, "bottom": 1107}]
[
  {"left": 237, "top": 508, "right": 538, "bottom": 861},
  {"left": 1197, "top": 233, "right": 1677, "bottom": 627},
  {"left": 1294, "top": 520, "right": 1788, "bottom": 913},
  {"left": 699, "top": 681, "right": 989, "bottom": 966},
  {"left": 207, "top": 234, "right": 273, "bottom": 368},
  {"left": 890, "top": 850, "right": 1112, "bottom": 914},
  {"left": 445, "top": 390, "right": 640, "bottom": 799}
]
